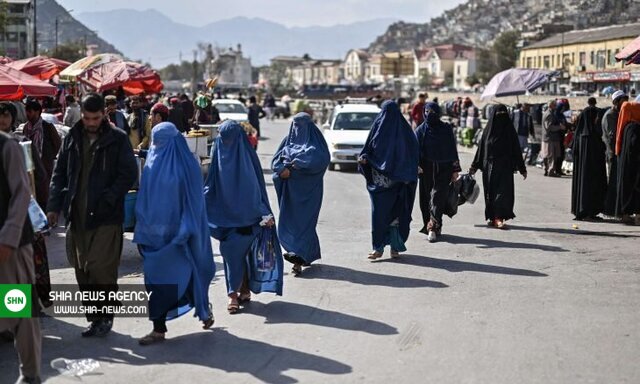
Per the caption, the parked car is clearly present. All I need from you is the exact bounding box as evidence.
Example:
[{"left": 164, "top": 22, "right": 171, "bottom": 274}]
[
  {"left": 322, "top": 103, "right": 381, "bottom": 170},
  {"left": 211, "top": 99, "right": 248, "bottom": 123}
]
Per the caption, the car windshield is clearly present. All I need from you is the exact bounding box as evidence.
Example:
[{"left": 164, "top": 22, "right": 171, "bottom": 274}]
[
  {"left": 215, "top": 103, "right": 247, "bottom": 114},
  {"left": 332, "top": 112, "right": 378, "bottom": 130}
]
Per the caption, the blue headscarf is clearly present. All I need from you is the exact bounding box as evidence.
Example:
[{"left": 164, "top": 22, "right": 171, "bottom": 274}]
[
  {"left": 359, "top": 100, "right": 419, "bottom": 183},
  {"left": 272, "top": 112, "right": 330, "bottom": 175},
  {"left": 134, "top": 122, "right": 214, "bottom": 321},
  {"left": 415, "top": 102, "right": 459, "bottom": 163},
  {"left": 204, "top": 120, "right": 271, "bottom": 228}
]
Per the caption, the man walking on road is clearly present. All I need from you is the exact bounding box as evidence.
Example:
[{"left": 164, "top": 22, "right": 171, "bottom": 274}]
[
  {"left": 47, "top": 93, "right": 137, "bottom": 338},
  {"left": 410, "top": 93, "right": 427, "bottom": 128}
]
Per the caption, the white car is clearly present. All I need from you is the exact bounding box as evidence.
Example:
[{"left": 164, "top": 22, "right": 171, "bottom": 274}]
[
  {"left": 212, "top": 99, "right": 248, "bottom": 123},
  {"left": 322, "top": 103, "right": 381, "bottom": 170}
]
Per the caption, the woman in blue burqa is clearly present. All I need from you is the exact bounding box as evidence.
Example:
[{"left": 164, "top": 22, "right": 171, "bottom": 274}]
[
  {"left": 358, "top": 100, "right": 419, "bottom": 260},
  {"left": 134, "top": 122, "right": 215, "bottom": 346},
  {"left": 415, "top": 102, "right": 461, "bottom": 243},
  {"left": 205, "top": 120, "right": 283, "bottom": 314},
  {"left": 271, "top": 112, "right": 330, "bottom": 275}
]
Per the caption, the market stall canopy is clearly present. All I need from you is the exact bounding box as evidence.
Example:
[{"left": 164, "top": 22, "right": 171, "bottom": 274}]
[
  {"left": 77, "top": 61, "right": 163, "bottom": 94},
  {"left": 481, "top": 68, "right": 556, "bottom": 100},
  {"left": 0, "top": 64, "right": 57, "bottom": 100},
  {"left": 7, "top": 56, "right": 71, "bottom": 80},
  {"left": 59, "top": 53, "right": 123, "bottom": 83},
  {"left": 615, "top": 35, "right": 640, "bottom": 65}
]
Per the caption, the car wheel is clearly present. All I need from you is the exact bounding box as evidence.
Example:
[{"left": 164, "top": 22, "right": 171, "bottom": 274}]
[{"left": 328, "top": 163, "right": 336, "bottom": 171}]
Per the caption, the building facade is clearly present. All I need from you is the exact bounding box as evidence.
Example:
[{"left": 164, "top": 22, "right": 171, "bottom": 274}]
[
  {"left": 344, "top": 49, "right": 369, "bottom": 84},
  {"left": 212, "top": 44, "right": 252, "bottom": 86},
  {"left": 0, "top": 0, "right": 34, "bottom": 59},
  {"left": 519, "top": 23, "right": 640, "bottom": 93}
]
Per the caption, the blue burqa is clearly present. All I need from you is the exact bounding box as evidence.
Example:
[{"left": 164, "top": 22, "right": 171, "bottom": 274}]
[
  {"left": 359, "top": 100, "right": 419, "bottom": 251},
  {"left": 205, "top": 120, "right": 283, "bottom": 295},
  {"left": 134, "top": 122, "right": 214, "bottom": 322},
  {"left": 271, "top": 113, "right": 330, "bottom": 264}
]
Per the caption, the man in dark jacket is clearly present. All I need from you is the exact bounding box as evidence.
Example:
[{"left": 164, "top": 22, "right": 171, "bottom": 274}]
[
  {"left": 168, "top": 97, "right": 188, "bottom": 133},
  {"left": 47, "top": 93, "right": 137, "bottom": 338}
]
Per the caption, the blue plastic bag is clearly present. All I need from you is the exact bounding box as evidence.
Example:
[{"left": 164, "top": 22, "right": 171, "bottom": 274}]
[{"left": 248, "top": 227, "right": 284, "bottom": 295}]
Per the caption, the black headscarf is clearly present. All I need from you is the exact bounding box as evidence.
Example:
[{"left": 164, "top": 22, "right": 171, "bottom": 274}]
[
  {"left": 415, "top": 102, "right": 458, "bottom": 163},
  {"left": 472, "top": 104, "right": 525, "bottom": 172},
  {"left": 485, "top": 104, "right": 516, "bottom": 156}
]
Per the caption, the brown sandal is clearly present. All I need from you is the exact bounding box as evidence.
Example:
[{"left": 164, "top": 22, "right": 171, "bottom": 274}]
[
  {"left": 367, "top": 251, "right": 383, "bottom": 260},
  {"left": 227, "top": 298, "right": 239, "bottom": 314},
  {"left": 138, "top": 331, "right": 165, "bottom": 346}
]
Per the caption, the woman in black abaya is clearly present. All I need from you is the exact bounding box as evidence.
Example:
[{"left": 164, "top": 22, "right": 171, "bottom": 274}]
[
  {"left": 571, "top": 105, "right": 607, "bottom": 221},
  {"left": 470, "top": 104, "right": 527, "bottom": 229}
]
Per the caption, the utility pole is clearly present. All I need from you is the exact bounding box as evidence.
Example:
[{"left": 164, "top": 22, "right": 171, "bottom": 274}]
[
  {"left": 54, "top": 18, "right": 58, "bottom": 55},
  {"left": 33, "top": 0, "right": 37, "bottom": 56},
  {"left": 191, "top": 50, "right": 198, "bottom": 97}
]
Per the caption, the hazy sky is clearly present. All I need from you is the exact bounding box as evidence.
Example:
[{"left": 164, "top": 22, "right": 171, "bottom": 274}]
[{"left": 56, "top": 0, "right": 467, "bottom": 27}]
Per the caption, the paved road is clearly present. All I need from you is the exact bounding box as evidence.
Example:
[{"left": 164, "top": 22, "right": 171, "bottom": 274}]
[{"left": 2, "top": 119, "right": 639, "bottom": 384}]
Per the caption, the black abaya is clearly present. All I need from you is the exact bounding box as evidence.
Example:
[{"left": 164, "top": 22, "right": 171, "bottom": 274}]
[
  {"left": 571, "top": 106, "right": 607, "bottom": 220},
  {"left": 617, "top": 122, "right": 640, "bottom": 215},
  {"left": 471, "top": 104, "right": 526, "bottom": 221}
]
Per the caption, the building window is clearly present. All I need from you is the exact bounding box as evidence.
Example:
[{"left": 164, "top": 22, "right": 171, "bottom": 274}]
[
  {"left": 551, "top": 55, "right": 555, "bottom": 68},
  {"left": 571, "top": 53, "right": 575, "bottom": 66},
  {"left": 543, "top": 56, "right": 550, "bottom": 69},
  {"left": 590, "top": 51, "right": 595, "bottom": 65},
  {"left": 526, "top": 57, "right": 532, "bottom": 68},
  {"left": 596, "top": 50, "right": 606, "bottom": 69},
  {"left": 579, "top": 52, "right": 586, "bottom": 66},
  {"left": 607, "top": 50, "right": 612, "bottom": 66},
  {"left": 457, "top": 65, "right": 461, "bottom": 75}
]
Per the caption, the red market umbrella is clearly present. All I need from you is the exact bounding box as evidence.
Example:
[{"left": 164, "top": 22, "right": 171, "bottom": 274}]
[
  {"left": 7, "top": 55, "right": 71, "bottom": 80},
  {"left": 0, "top": 64, "right": 57, "bottom": 100},
  {"left": 615, "top": 35, "right": 640, "bottom": 65},
  {"left": 77, "top": 61, "right": 163, "bottom": 94}
]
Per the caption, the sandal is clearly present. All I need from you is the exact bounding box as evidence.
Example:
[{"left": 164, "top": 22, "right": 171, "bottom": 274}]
[
  {"left": 390, "top": 250, "right": 400, "bottom": 259},
  {"left": 238, "top": 292, "right": 252, "bottom": 303},
  {"left": 202, "top": 303, "right": 214, "bottom": 329},
  {"left": 227, "top": 298, "right": 239, "bottom": 314},
  {"left": 496, "top": 219, "right": 507, "bottom": 229},
  {"left": 291, "top": 264, "right": 303, "bottom": 276},
  {"left": 138, "top": 331, "right": 165, "bottom": 346},
  {"left": 367, "top": 251, "right": 383, "bottom": 260}
]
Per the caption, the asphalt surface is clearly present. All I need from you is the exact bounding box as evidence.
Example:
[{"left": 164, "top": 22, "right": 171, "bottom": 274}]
[{"left": 1, "top": 119, "right": 639, "bottom": 384}]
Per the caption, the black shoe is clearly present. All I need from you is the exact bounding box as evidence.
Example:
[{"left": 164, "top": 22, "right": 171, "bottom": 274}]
[
  {"left": 15, "top": 376, "right": 41, "bottom": 384},
  {"left": 82, "top": 319, "right": 113, "bottom": 338},
  {"left": 0, "top": 330, "right": 14, "bottom": 342}
]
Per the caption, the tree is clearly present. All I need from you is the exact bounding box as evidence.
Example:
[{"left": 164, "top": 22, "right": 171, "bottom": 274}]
[
  {"left": 476, "top": 31, "right": 521, "bottom": 83},
  {"left": 159, "top": 61, "right": 203, "bottom": 81},
  {"left": 42, "top": 41, "right": 85, "bottom": 63},
  {"left": 418, "top": 69, "right": 432, "bottom": 88},
  {"left": 267, "top": 62, "right": 290, "bottom": 94}
]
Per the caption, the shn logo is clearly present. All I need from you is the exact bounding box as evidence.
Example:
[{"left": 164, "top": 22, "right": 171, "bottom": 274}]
[
  {"left": 5, "top": 289, "right": 27, "bottom": 312},
  {"left": 0, "top": 284, "right": 31, "bottom": 318}
]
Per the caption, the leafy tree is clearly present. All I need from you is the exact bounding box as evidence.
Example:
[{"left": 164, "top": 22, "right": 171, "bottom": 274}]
[
  {"left": 476, "top": 30, "right": 521, "bottom": 83},
  {"left": 159, "top": 61, "right": 203, "bottom": 81},
  {"left": 418, "top": 69, "right": 432, "bottom": 88},
  {"left": 42, "top": 41, "right": 85, "bottom": 62}
]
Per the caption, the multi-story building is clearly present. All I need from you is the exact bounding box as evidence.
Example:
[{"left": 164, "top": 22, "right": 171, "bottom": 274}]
[
  {"left": 211, "top": 44, "right": 252, "bottom": 86},
  {"left": 416, "top": 44, "right": 475, "bottom": 88},
  {"left": 519, "top": 23, "right": 640, "bottom": 93},
  {"left": 290, "top": 59, "right": 343, "bottom": 87},
  {"left": 0, "top": 0, "right": 34, "bottom": 59},
  {"left": 344, "top": 49, "right": 369, "bottom": 84}
]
